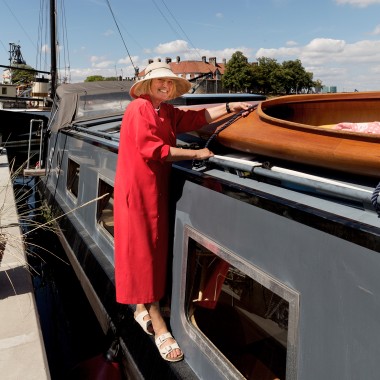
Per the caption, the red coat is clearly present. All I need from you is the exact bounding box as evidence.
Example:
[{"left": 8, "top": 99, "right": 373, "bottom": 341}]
[{"left": 114, "top": 95, "right": 208, "bottom": 304}]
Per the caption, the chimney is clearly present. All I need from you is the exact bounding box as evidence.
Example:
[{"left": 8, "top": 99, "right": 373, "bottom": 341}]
[
  {"left": 209, "top": 57, "right": 216, "bottom": 66},
  {"left": 176, "top": 56, "right": 180, "bottom": 63},
  {"left": 222, "top": 58, "right": 226, "bottom": 64},
  {"left": 202, "top": 56, "right": 206, "bottom": 63}
]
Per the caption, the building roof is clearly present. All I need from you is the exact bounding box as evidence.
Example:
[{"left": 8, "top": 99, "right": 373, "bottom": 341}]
[
  {"left": 170, "top": 60, "right": 225, "bottom": 77},
  {"left": 138, "top": 57, "right": 226, "bottom": 79}
]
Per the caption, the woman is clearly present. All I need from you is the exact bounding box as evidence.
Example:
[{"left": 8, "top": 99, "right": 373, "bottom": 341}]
[{"left": 114, "top": 61, "right": 251, "bottom": 362}]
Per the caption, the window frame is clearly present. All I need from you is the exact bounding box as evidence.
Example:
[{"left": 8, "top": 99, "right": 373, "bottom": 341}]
[{"left": 180, "top": 225, "right": 299, "bottom": 380}]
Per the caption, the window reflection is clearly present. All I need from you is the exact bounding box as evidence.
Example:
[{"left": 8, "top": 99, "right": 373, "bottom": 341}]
[
  {"left": 66, "top": 158, "right": 79, "bottom": 197},
  {"left": 97, "top": 179, "right": 114, "bottom": 237},
  {"left": 186, "top": 239, "right": 288, "bottom": 380}
]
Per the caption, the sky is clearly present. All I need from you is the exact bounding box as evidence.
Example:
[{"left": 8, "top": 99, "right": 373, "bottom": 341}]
[{"left": 1, "top": 0, "right": 380, "bottom": 92}]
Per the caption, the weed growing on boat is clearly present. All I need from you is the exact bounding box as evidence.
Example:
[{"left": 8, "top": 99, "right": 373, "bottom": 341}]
[
  {"left": 0, "top": 157, "right": 109, "bottom": 297},
  {"left": 0, "top": 159, "right": 56, "bottom": 272}
]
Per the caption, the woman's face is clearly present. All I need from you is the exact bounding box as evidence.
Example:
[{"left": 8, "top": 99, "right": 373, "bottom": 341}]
[{"left": 150, "top": 78, "right": 174, "bottom": 106}]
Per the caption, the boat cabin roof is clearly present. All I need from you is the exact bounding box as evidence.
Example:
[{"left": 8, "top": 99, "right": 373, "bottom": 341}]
[{"left": 50, "top": 81, "right": 133, "bottom": 132}]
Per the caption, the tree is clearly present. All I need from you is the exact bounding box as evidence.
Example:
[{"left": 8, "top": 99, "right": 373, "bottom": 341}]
[
  {"left": 251, "top": 58, "right": 321, "bottom": 95},
  {"left": 85, "top": 75, "right": 106, "bottom": 82},
  {"left": 251, "top": 57, "right": 282, "bottom": 94},
  {"left": 85, "top": 75, "right": 121, "bottom": 82},
  {"left": 222, "top": 51, "right": 253, "bottom": 92},
  {"left": 10, "top": 64, "right": 36, "bottom": 84},
  {"left": 313, "top": 79, "right": 323, "bottom": 93},
  {"left": 280, "top": 59, "right": 315, "bottom": 94}
]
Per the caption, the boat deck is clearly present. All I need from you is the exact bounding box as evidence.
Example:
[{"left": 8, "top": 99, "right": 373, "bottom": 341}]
[{"left": 64, "top": 112, "right": 380, "bottom": 228}]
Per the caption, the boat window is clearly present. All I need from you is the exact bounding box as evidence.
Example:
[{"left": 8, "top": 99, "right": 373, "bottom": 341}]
[
  {"left": 96, "top": 179, "right": 114, "bottom": 237},
  {"left": 76, "top": 93, "right": 131, "bottom": 120},
  {"left": 55, "top": 150, "right": 62, "bottom": 176},
  {"left": 66, "top": 158, "right": 80, "bottom": 198},
  {"left": 184, "top": 227, "right": 299, "bottom": 380}
]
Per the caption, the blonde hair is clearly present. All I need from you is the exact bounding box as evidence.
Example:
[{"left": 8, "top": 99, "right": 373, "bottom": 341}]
[{"left": 134, "top": 78, "right": 176, "bottom": 99}]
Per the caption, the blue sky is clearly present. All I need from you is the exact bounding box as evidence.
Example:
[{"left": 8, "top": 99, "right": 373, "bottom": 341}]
[{"left": 1, "top": 0, "right": 380, "bottom": 91}]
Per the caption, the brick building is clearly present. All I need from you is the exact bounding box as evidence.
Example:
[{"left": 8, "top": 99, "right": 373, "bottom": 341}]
[{"left": 139, "top": 56, "right": 227, "bottom": 93}]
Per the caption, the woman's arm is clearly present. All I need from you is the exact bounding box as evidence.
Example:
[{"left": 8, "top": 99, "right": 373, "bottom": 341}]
[
  {"left": 204, "top": 101, "right": 252, "bottom": 123},
  {"left": 165, "top": 102, "right": 253, "bottom": 162},
  {"left": 165, "top": 147, "right": 214, "bottom": 162}
]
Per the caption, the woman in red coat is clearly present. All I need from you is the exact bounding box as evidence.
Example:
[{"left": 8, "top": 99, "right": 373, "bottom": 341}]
[{"left": 114, "top": 61, "right": 251, "bottom": 362}]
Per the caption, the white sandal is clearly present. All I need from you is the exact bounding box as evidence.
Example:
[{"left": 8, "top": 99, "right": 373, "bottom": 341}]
[
  {"left": 155, "top": 332, "right": 184, "bottom": 362},
  {"left": 134, "top": 310, "right": 153, "bottom": 335}
]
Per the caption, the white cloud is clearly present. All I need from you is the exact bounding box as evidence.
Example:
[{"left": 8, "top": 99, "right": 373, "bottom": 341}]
[
  {"left": 304, "top": 38, "right": 346, "bottom": 53},
  {"left": 103, "top": 29, "right": 114, "bottom": 37},
  {"left": 118, "top": 55, "right": 139, "bottom": 65},
  {"left": 151, "top": 39, "right": 253, "bottom": 64},
  {"left": 92, "top": 60, "right": 114, "bottom": 68},
  {"left": 90, "top": 56, "right": 114, "bottom": 68},
  {"left": 371, "top": 24, "right": 380, "bottom": 35},
  {"left": 215, "top": 12, "right": 223, "bottom": 18},
  {"left": 256, "top": 46, "right": 301, "bottom": 59},
  {"left": 255, "top": 37, "right": 380, "bottom": 91},
  {"left": 335, "top": 0, "right": 380, "bottom": 7},
  {"left": 154, "top": 40, "right": 190, "bottom": 54},
  {"left": 90, "top": 55, "right": 104, "bottom": 63}
]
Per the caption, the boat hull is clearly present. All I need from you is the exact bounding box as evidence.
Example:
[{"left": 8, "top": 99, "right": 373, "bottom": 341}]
[{"left": 197, "top": 92, "right": 380, "bottom": 177}]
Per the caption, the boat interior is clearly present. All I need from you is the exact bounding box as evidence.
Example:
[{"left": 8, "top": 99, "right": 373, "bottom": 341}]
[{"left": 260, "top": 92, "right": 380, "bottom": 128}]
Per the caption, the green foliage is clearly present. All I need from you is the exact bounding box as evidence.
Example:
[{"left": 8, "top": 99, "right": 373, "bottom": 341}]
[
  {"left": 224, "top": 53, "right": 322, "bottom": 95},
  {"left": 222, "top": 51, "right": 253, "bottom": 92},
  {"left": 10, "top": 64, "right": 35, "bottom": 84},
  {"left": 85, "top": 75, "right": 106, "bottom": 82},
  {"left": 84, "top": 75, "right": 119, "bottom": 82}
]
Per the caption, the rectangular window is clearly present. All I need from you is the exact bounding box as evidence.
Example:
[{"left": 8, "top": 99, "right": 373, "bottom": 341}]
[
  {"left": 66, "top": 158, "right": 80, "bottom": 198},
  {"left": 2, "top": 87, "right": 7, "bottom": 95},
  {"left": 97, "top": 179, "right": 114, "bottom": 237},
  {"left": 184, "top": 227, "right": 299, "bottom": 379}
]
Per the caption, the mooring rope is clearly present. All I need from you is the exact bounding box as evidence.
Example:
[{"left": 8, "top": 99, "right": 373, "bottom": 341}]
[{"left": 192, "top": 104, "right": 258, "bottom": 169}]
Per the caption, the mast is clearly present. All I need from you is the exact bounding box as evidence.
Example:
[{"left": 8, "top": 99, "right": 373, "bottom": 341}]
[{"left": 50, "top": 0, "right": 57, "bottom": 100}]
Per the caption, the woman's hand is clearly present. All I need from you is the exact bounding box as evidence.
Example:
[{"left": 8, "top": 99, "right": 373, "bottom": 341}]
[
  {"left": 227, "top": 102, "right": 253, "bottom": 116},
  {"left": 205, "top": 101, "right": 255, "bottom": 122},
  {"left": 193, "top": 148, "right": 214, "bottom": 160}
]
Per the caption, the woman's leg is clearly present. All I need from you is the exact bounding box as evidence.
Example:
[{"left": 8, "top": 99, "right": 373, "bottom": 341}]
[{"left": 146, "top": 301, "right": 183, "bottom": 360}]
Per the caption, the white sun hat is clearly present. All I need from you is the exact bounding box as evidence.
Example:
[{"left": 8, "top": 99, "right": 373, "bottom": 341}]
[{"left": 130, "top": 61, "right": 192, "bottom": 99}]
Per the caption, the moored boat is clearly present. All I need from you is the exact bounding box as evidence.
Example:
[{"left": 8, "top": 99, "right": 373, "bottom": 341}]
[
  {"left": 28, "top": 79, "right": 380, "bottom": 379},
  {"left": 195, "top": 91, "right": 380, "bottom": 177}
]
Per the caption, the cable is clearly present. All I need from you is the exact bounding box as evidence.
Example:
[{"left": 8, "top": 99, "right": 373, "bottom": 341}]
[{"left": 105, "top": 0, "right": 137, "bottom": 72}]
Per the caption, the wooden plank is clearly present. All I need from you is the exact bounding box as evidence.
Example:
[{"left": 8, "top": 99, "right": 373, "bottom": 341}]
[{"left": 23, "top": 168, "right": 46, "bottom": 177}]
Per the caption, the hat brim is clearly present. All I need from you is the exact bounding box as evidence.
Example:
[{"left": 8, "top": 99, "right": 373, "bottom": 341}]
[{"left": 130, "top": 76, "right": 192, "bottom": 100}]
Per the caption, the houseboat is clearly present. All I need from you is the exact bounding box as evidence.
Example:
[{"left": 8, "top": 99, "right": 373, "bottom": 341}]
[{"left": 36, "top": 81, "right": 380, "bottom": 379}]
